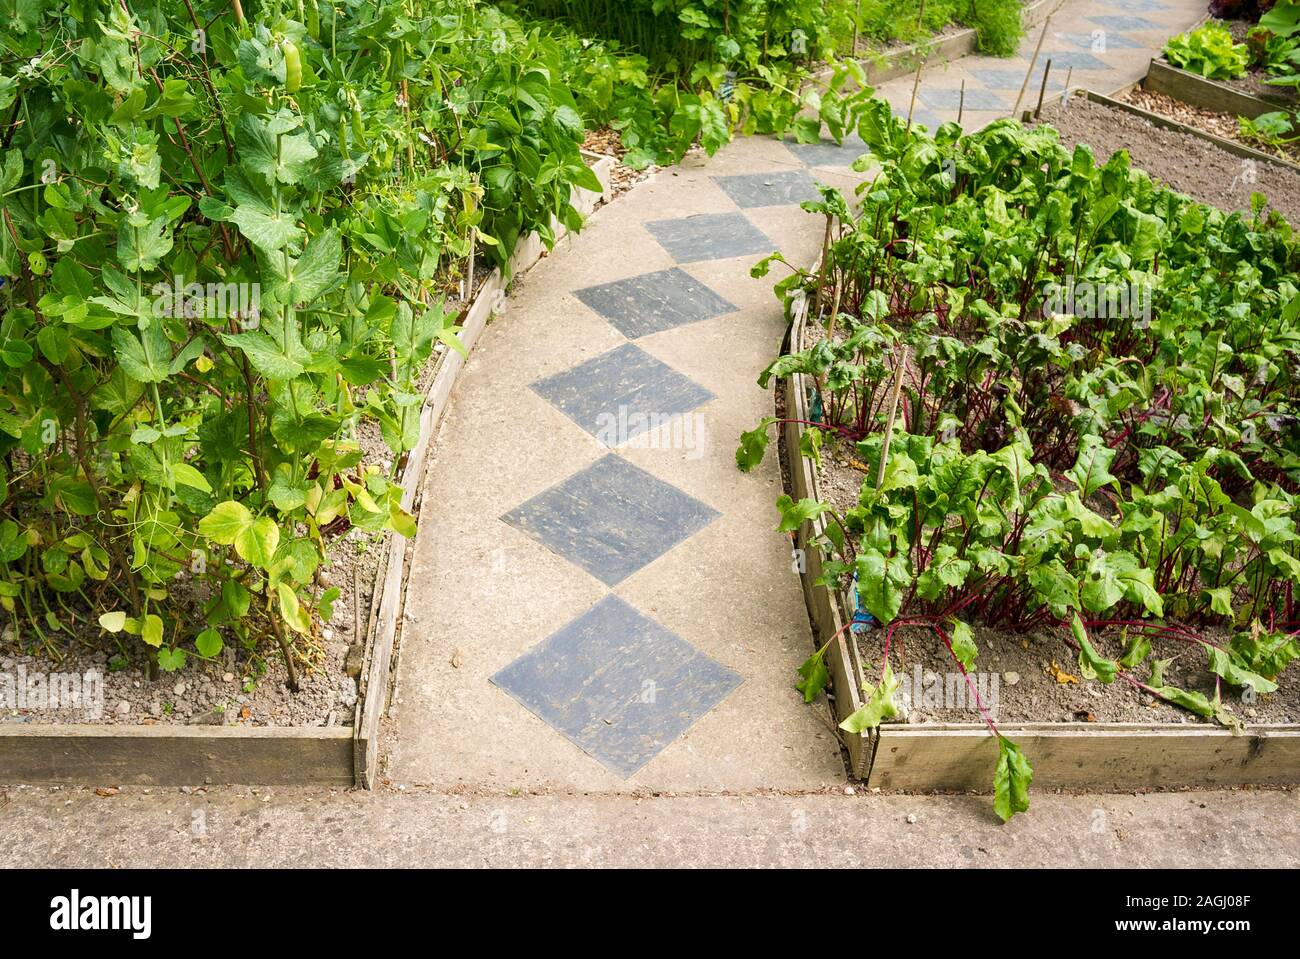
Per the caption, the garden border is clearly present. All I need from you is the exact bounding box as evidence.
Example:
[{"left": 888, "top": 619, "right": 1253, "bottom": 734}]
[
  {"left": 784, "top": 259, "right": 1300, "bottom": 792},
  {"left": 783, "top": 277, "right": 870, "bottom": 778},
  {"left": 815, "top": 0, "right": 1056, "bottom": 88},
  {"left": 1144, "top": 58, "right": 1292, "bottom": 119},
  {"left": 0, "top": 152, "right": 616, "bottom": 789}
]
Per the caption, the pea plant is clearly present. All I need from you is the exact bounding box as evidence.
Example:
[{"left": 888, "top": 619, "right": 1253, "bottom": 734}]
[
  {"left": 740, "top": 103, "right": 1300, "bottom": 819},
  {"left": 0, "top": 0, "right": 604, "bottom": 684}
]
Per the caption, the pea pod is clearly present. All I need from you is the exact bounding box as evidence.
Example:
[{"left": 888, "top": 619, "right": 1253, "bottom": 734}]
[
  {"left": 351, "top": 103, "right": 366, "bottom": 149},
  {"left": 305, "top": 1, "right": 320, "bottom": 42},
  {"left": 282, "top": 40, "right": 302, "bottom": 94},
  {"left": 338, "top": 116, "right": 351, "bottom": 162}
]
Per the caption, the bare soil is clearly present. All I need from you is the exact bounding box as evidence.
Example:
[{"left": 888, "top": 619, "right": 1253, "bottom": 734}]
[
  {"left": 855, "top": 622, "right": 1300, "bottom": 726},
  {"left": 1036, "top": 96, "right": 1300, "bottom": 226}
]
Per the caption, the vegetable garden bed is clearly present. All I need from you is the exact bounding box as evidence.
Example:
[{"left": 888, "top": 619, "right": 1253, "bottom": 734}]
[
  {"left": 781, "top": 277, "right": 1300, "bottom": 793},
  {"left": 1032, "top": 90, "right": 1300, "bottom": 226},
  {"left": 817, "top": 0, "right": 1054, "bottom": 88},
  {"left": 0, "top": 157, "right": 614, "bottom": 788},
  {"left": 740, "top": 99, "right": 1300, "bottom": 816}
]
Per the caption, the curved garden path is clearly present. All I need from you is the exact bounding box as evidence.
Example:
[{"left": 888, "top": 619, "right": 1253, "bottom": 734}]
[
  {"left": 4, "top": 0, "right": 1282, "bottom": 870},
  {"left": 392, "top": 0, "right": 1208, "bottom": 794}
]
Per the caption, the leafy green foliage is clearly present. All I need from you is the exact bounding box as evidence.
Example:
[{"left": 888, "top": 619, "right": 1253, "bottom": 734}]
[
  {"left": 741, "top": 100, "right": 1300, "bottom": 820},
  {"left": 839, "top": 661, "right": 900, "bottom": 733},
  {"left": 0, "top": 1, "right": 614, "bottom": 676},
  {"left": 993, "top": 737, "right": 1032, "bottom": 822},
  {"left": 1164, "top": 22, "right": 1250, "bottom": 79}
]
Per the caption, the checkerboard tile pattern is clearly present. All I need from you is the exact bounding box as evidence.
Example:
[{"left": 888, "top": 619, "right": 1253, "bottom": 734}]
[
  {"left": 491, "top": 595, "right": 742, "bottom": 777},
  {"left": 712, "top": 169, "right": 821, "bottom": 208},
  {"left": 644, "top": 212, "right": 773, "bottom": 263},
  {"left": 530, "top": 342, "right": 714, "bottom": 443}
]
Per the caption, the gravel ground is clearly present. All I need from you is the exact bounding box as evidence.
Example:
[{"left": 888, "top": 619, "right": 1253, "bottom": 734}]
[
  {"left": 1123, "top": 86, "right": 1300, "bottom": 163},
  {"left": 582, "top": 127, "right": 656, "bottom": 198},
  {"left": 1037, "top": 96, "right": 1300, "bottom": 226}
]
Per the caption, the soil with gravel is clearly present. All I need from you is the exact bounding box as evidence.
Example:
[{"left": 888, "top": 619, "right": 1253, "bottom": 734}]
[
  {"left": 1124, "top": 86, "right": 1300, "bottom": 163},
  {"left": 582, "top": 127, "right": 655, "bottom": 198},
  {"left": 855, "top": 622, "right": 1300, "bottom": 727},
  {"left": 1036, "top": 96, "right": 1300, "bottom": 226}
]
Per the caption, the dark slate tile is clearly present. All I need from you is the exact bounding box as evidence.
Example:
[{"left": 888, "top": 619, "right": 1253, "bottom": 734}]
[
  {"left": 782, "top": 135, "right": 870, "bottom": 169},
  {"left": 1030, "top": 50, "right": 1115, "bottom": 72},
  {"left": 574, "top": 267, "right": 737, "bottom": 339},
  {"left": 970, "top": 67, "right": 1038, "bottom": 91},
  {"left": 1053, "top": 30, "right": 1141, "bottom": 51},
  {"left": 644, "top": 212, "right": 773, "bottom": 264},
  {"left": 530, "top": 342, "right": 714, "bottom": 443},
  {"left": 501, "top": 454, "right": 719, "bottom": 586},
  {"left": 491, "top": 595, "right": 742, "bottom": 777},
  {"left": 907, "top": 108, "right": 946, "bottom": 131},
  {"left": 918, "top": 87, "right": 1009, "bottom": 112},
  {"left": 712, "top": 169, "right": 821, "bottom": 208},
  {"left": 1086, "top": 14, "right": 1163, "bottom": 32}
]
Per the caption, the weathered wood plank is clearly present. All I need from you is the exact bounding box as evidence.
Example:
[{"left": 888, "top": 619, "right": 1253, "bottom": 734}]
[
  {"left": 1146, "top": 58, "right": 1293, "bottom": 118},
  {"left": 870, "top": 724, "right": 1300, "bottom": 791},
  {"left": 786, "top": 285, "right": 870, "bottom": 778},
  {"left": 0, "top": 726, "right": 354, "bottom": 787}
]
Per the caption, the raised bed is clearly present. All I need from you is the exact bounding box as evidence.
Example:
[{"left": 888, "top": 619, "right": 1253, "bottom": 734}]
[
  {"left": 782, "top": 283, "right": 869, "bottom": 778},
  {"left": 1073, "top": 88, "right": 1300, "bottom": 174},
  {"left": 783, "top": 271, "right": 1300, "bottom": 793},
  {"left": 0, "top": 153, "right": 615, "bottom": 789},
  {"left": 1144, "top": 57, "right": 1289, "bottom": 119},
  {"left": 815, "top": 0, "right": 1054, "bottom": 87}
]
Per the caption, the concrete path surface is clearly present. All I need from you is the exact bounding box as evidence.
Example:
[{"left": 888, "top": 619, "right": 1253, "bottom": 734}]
[
  {"left": 2, "top": 783, "right": 1295, "bottom": 868},
  {"left": 387, "top": 0, "right": 1212, "bottom": 795},
  {"left": 390, "top": 136, "right": 864, "bottom": 793},
  {"left": 874, "top": 0, "right": 1208, "bottom": 128}
]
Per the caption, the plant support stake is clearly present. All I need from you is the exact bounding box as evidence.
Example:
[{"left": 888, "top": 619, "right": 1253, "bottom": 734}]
[
  {"left": 905, "top": 57, "right": 925, "bottom": 135},
  {"left": 1012, "top": 13, "right": 1053, "bottom": 118},
  {"left": 1035, "top": 59, "right": 1052, "bottom": 119},
  {"left": 874, "top": 346, "right": 907, "bottom": 491}
]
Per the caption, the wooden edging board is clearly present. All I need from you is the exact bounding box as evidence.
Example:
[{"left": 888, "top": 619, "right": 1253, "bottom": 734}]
[
  {"left": 1145, "top": 57, "right": 1294, "bottom": 118},
  {"left": 785, "top": 281, "right": 871, "bottom": 778},
  {"left": 0, "top": 153, "right": 617, "bottom": 789},
  {"left": 871, "top": 723, "right": 1300, "bottom": 791},
  {"left": 815, "top": 0, "right": 1055, "bottom": 88}
]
